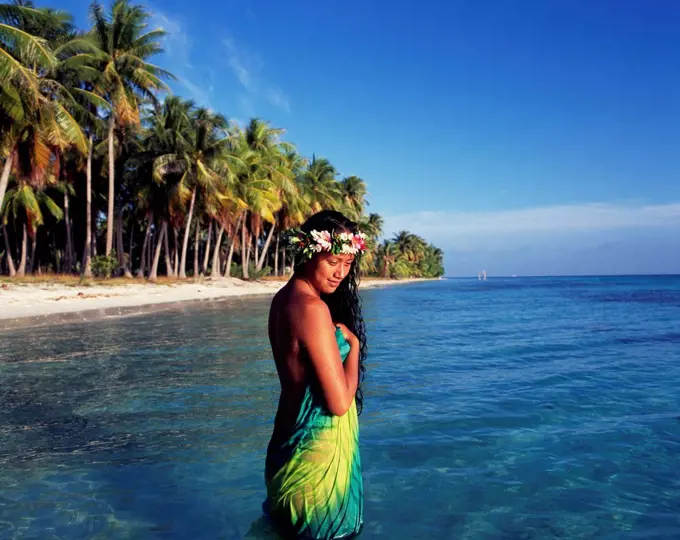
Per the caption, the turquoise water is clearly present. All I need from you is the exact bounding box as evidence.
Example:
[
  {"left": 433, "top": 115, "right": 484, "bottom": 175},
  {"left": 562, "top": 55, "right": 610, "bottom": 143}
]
[{"left": 1, "top": 276, "right": 680, "bottom": 539}]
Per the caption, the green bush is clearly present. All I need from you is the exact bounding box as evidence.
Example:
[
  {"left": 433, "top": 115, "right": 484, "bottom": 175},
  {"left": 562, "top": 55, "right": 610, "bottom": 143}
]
[
  {"left": 230, "top": 262, "right": 272, "bottom": 280},
  {"left": 91, "top": 251, "right": 118, "bottom": 278}
]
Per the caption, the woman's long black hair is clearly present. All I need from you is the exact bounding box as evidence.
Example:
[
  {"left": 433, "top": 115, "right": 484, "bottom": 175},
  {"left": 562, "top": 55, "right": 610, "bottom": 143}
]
[{"left": 293, "top": 210, "right": 368, "bottom": 415}]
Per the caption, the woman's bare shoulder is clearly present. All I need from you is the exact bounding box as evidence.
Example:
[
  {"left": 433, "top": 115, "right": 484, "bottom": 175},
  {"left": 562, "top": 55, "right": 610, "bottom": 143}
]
[{"left": 271, "top": 284, "right": 331, "bottom": 336}]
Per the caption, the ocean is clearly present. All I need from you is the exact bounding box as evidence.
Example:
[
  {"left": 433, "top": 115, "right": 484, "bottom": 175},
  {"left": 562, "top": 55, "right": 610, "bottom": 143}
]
[{"left": 1, "top": 276, "right": 680, "bottom": 539}]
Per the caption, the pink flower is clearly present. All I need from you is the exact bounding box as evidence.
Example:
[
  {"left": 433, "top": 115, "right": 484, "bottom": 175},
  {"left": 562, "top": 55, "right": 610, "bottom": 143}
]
[{"left": 352, "top": 234, "right": 366, "bottom": 252}]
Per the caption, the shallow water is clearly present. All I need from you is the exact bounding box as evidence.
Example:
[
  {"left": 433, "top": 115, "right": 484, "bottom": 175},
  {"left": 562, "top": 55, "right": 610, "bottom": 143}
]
[{"left": 2, "top": 276, "right": 680, "bottom": 539}]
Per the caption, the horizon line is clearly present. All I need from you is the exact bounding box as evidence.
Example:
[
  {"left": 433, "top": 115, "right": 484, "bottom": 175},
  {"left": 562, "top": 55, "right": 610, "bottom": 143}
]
[{"left": 442, "top": 273, "right": 680, "bottom": 279}]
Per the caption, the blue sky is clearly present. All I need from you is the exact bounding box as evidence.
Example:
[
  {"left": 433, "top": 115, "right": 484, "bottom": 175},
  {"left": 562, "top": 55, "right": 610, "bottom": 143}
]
[{"left": 62, "top": 0, "right": 680, "bottom": 276}]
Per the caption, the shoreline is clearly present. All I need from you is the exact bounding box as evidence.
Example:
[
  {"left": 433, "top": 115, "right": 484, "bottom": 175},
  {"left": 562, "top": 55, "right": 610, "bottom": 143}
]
[{"left": 0, "top": 277, "right": 434, "bottom": 329}]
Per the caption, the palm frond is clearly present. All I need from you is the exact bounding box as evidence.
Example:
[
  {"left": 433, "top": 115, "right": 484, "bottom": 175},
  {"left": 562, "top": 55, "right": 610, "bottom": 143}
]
[
  {"left": 40, "top": 192, "right": 64, "bottom": 221},
  {"left": 70, "top": 87, "right": 111, "bottom": 111},
  {"left": 0, "top": 22, "right": 54, "bottom": 68},
  {"left": 52, "top": 101, "right": 88, "bottom": 153},
  {"left": 18, "top": 184, "right": 43, "bottom": 226},
  {"left": 53, "top": 37, "right": 100, "bottom": 58},
  {"left": 0, "top": 83, "right": 25, "bottom": 123}
]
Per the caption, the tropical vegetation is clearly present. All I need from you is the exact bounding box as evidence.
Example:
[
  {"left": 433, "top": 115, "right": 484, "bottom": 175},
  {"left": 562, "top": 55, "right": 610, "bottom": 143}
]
[{"left": 0, "top": 0, "right": 444, "bottom": 281}]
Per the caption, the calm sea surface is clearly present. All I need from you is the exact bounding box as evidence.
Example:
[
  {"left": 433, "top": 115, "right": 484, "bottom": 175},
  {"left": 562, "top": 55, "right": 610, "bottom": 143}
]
[{"left": 1, "top": 276, "right": 680, "bottom": 539}]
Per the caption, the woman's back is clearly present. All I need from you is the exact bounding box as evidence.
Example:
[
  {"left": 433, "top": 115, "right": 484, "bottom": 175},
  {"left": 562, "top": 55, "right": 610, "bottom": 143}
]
[{"left": 267, "top": 283, "right": 315, "bottom": 443}]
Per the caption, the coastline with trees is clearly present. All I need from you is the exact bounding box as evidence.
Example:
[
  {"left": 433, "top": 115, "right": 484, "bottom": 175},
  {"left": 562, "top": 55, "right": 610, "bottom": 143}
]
[{"left": 0, "top": 1, "right": 444, "bottom": 289}]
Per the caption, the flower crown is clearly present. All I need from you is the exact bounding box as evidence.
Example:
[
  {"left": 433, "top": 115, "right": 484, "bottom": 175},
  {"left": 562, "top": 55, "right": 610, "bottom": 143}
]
[{"left": 286, "top": 228, "right": 368, "bottom": 260}]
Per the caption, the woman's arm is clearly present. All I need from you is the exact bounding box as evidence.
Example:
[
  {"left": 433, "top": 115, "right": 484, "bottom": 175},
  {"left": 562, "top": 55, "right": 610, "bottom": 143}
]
[{"left": 296, "top": 299, "right": 359, "bottom": 416}]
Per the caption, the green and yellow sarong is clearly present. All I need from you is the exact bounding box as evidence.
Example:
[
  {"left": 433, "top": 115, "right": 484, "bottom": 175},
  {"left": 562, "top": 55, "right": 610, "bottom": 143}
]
[{"left": 264, "top": 327, "right": 363, "bottom": 539}]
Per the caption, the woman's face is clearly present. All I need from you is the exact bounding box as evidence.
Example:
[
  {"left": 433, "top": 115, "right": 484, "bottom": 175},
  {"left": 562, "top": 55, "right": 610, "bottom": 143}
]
[{"left": 306, "top": 251, "right": 356, "bottom": 295}]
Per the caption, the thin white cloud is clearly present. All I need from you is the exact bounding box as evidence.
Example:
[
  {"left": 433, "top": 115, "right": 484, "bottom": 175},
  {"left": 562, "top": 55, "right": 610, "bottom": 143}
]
[
  {"left": 266, "top": 87, "right": 291, "bottom": 113},
  {"left": 224, "top": 38, "right": 255, "bottom": 90},
  {"left": 384, "top": 202, "right": 680, "bottom": 240},
  {"left": 147, "top": 7, "right": 290, "bottom": 116},
  {"left": 222, "top": 37, "right": 291, "bottom": 114},
  {"left": 383, "top": 202, "right": 680, "bottom": 276},
  {"left": 150, "top": 9, "right": 213, "bottom": 107}
]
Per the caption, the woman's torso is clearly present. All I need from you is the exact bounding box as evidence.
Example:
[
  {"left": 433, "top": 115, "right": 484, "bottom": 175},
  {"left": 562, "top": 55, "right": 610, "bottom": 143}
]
[{"left": 265, "top": 285, "right": 363, "bottom": 539}]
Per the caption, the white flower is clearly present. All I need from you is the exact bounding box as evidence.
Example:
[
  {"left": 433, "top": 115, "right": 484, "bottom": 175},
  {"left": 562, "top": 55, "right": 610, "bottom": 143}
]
[{"left": 311, "top": 229, "right": 332, "bottom": 251}]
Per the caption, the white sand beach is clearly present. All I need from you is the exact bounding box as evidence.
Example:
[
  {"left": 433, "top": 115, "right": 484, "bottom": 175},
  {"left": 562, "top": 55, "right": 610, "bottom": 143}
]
[{"left": 0, "top": 277, "right": 431, "bottom": 325}]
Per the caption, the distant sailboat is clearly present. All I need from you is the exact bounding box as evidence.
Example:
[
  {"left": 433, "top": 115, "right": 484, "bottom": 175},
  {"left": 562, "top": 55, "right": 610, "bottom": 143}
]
[{"left": 478, "top": 270, "right": 487, "bottom": 281}]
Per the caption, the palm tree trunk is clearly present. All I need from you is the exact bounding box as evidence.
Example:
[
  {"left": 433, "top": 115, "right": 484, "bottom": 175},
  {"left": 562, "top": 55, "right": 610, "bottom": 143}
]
[
  {"left": 2, "top": 223, "right": 16, "bottom": 277},
  {"left": 246, "top": 233, "right": 252, "bottom": 269},
  {"left": 254, "top": 229, "right": 260, "bottom": 270},
  {"left": 179, "top": 188, "right": 196, "bottom": 279},
  {"left": 164, "top": 227, "right": 173, "bottom": 277},
  {"left": 149, "top": 229, "right": 155, "bottom": 271},
  {"left": 274, "top": 232, "right": 280, "bottom": 276},
  {"left": 106, "top": 116, "right": 115, "bottom": 256},
  {"left": 146, "top": 231, "right": 151, "bottom": 271},
  {"left": 17, "top": 224, "right": 27, "bottom": 277},
  {"left": 173, "top": 228, "right": 179, "bottom": 276},
  {"left": 240, "top": 214, "right": 249, "bottom": 279},
  {"left": 64, "top": 189, "right": 73, "bottom": 273},
  {"left": 256, "top": 223, "right": 276, "bottom": 270},
  {"left": 28, "top": 234, "right": 37, "bottom": 274},
  {"left": 128, "top": 223, "right": 134, "bottom": 273},
  {"left": 136, "top": 216, "right": 153, "bottom": 278},
  {"left": 92, "top": 218, "right": 97, "bottom": 257},
  {"left": 193, "top": 223, "right": 200, "bottom": 277},
  {"left": 116, "top": 211, "right": 132, "bottom": 277},
  {"left": 149, "top": 221, "right": 167, "bottom": 282},
  {"left": 81, "top": 135, "right": 93, "bottom": 278},
  {"left": 211, "top": 224, "right": 225, "bottom": 277},
  {"left": 225, "top": 236, "right": 236, "bottom": 277},
  {"left": 202, "top": 220, "right": 212, "bottom": 274},
  {"left": 0, "top": 152, "right": 14, "bottom": 216}
]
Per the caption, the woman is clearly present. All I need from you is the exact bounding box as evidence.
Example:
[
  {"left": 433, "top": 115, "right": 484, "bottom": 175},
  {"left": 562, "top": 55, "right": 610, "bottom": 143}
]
[{"left": 263, "top": 210, "right": 368, "bottom": 539}]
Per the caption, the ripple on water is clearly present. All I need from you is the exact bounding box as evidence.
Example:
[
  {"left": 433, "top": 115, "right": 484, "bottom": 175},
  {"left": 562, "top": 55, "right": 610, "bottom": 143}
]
[{"left": 1, "top": 278, "right": 680, "bottom": 538}]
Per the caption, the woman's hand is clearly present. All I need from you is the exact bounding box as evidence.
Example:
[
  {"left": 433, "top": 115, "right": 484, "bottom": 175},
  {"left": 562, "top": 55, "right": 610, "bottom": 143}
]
[{"left": 335, "top": 323, "right": 358, "bottom": 347}]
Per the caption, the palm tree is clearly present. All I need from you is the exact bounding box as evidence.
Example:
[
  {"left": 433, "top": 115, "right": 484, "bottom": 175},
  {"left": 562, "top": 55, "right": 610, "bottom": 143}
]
[
  {"left": 0, "top": 2, "right": 92, "bottom": 217},
  {"left": 271, "top": 150, "right": 309, "bottom": 275},
  {"left": 393, "top": 230, "right": 426, "bottom": 262},
  {"left": 377, "top": 239, "right": 397, "bottom": 278},
  {"left": 357, "top": 212, "right": 383, "bottom": 276},
  {"left": 1, "top": 2, "right": 110, "bottom": 280},
  {"left": 241, "top": 119, "right": 298, "bottom": 273},
  {"left": 0, "top": 1, "right": 48, "bottom": 212},
  {"left": 299, "top": 155, "right": 341, "bottom": 213},
  {"left": 153, "top": 106, "right": 239, "bottom": 278},
  {"left": 228, "top": 121, "right": 291, "bottom": 278},
  {"left": 339, "top": 175, "right": 367, "bottom": 221},
  {"left": 1, "top": 174, "right": 63, "bottom": 275},
  {"left": 88, "top": 0, "right": 173, "bottom": 257},
  {"left": 133, "top": 96, "right": 189, "bottom": 279},
  {"left": 360, "top": 212, "right": 383, "bottom": 239}
]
